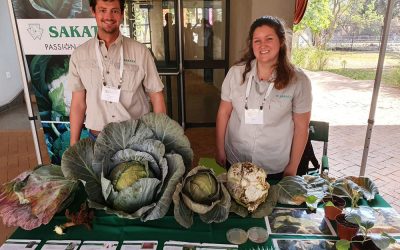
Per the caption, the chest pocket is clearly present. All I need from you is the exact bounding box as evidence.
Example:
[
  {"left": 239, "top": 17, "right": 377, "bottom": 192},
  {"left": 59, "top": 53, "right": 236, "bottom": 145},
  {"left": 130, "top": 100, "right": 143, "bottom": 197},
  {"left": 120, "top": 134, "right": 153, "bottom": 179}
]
[
  {"left": 264, "top": 95, "right": 292, "bottom": 125},
  {"left": 78, "top": 60, "right": 101, "bottom": 89},
  {"left": 121, "top": 63, "right": 145, "bottom": 92}
]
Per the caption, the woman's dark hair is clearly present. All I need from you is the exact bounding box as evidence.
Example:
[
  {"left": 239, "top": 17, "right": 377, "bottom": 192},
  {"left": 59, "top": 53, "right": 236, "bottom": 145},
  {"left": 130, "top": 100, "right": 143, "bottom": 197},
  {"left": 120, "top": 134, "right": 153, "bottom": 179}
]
[
  {"left": 238, "top": 16, "right": 294, "bottom": 89},
  {"left": 89, "top": 0, "right": 125, "bottom": 12}
]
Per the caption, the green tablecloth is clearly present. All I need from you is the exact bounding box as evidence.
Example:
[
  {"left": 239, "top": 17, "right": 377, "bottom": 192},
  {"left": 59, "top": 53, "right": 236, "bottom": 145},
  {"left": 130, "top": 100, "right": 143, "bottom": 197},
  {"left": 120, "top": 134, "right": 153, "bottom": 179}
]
[{"left": 10, "top": 185, "right": 392, "bottom": 250}]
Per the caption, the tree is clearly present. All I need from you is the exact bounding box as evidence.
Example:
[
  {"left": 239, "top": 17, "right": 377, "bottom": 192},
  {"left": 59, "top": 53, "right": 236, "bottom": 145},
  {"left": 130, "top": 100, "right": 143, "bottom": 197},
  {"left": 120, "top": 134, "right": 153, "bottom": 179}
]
[{"left": 294, "top": 0, "right": 332, "bottom": 48}]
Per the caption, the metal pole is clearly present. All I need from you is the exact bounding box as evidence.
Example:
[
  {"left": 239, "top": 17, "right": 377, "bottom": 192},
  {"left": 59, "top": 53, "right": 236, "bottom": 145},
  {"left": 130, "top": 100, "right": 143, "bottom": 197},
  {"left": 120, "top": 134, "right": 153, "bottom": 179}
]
[
  {"left": 360, "top": 0, "right": 394, "bottom": 176},
  {"left": 7, "top": 0, "right": 43, "bottom": 164},
  {"left": 176, "top": 0, "right": 185, "bottom": 129}
]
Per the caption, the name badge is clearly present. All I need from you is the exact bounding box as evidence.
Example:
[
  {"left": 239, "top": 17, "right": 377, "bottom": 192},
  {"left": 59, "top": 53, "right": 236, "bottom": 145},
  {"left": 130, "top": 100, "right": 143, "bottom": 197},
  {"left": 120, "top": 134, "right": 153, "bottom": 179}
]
[
  {"left": 245, "top": 109, "right": 263, "bottom": 124},
  {"left": 101, "top": 86, "right": 121, "bottom": 103}
]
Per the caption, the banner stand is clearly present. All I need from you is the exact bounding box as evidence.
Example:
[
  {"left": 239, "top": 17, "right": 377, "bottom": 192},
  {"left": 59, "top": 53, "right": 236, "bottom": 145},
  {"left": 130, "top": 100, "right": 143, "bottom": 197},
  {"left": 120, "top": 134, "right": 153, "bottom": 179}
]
[{"left": 7, "top": 0, "right": 43, "bottom": 165}]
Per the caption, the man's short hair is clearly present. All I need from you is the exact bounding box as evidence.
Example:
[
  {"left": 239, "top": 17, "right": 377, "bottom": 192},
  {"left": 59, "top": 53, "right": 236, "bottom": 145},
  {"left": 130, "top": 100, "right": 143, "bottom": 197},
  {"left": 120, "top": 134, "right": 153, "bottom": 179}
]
[{"left": 89, "top": 0, "right": 125, "bottom": 12}]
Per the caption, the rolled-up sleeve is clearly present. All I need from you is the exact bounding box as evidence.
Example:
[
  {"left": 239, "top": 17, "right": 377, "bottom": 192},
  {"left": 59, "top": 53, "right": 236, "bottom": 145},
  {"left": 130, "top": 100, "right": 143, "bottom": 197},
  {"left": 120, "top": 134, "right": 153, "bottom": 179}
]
[
  {"left": 292, "top": 70, "right": 312, "bottom": 113},
  {"left": 67, "top": 52, "right": 85, "bottom": 92},
  {"left": 142, "top": 47, "right": 164, "bottom": 93},
  {"left": 221, "top": 67, "right": 237, "bottom": 102}
]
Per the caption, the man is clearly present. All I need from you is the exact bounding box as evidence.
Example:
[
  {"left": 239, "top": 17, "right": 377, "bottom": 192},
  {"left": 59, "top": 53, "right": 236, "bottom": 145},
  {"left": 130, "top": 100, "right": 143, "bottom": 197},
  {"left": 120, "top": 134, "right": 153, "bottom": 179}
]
[{"left": 68, "top": 0, "right": 166, "bottom": 146}]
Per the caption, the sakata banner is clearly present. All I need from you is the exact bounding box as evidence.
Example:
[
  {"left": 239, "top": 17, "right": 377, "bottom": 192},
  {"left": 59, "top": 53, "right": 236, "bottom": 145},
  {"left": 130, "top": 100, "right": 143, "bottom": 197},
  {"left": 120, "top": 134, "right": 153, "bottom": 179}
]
[
  {"left": 17, "top": 18, "right": 97, "bottom": 55},
  {"left": 10, "top": 0, "right": 94, "bottom": 164}
]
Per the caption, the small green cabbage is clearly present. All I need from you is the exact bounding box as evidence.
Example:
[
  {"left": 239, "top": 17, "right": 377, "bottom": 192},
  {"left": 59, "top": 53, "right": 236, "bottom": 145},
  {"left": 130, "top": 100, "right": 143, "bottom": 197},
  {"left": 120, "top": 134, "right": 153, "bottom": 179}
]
[
  {"left": 226, "top": 162, "right": 270, "bottom": 212},
  {"left": 173, "top": 166, "right": 231, "bottom": 228},
  {"left": 183, "top": 172, "right": 217, "bottom": 204}
]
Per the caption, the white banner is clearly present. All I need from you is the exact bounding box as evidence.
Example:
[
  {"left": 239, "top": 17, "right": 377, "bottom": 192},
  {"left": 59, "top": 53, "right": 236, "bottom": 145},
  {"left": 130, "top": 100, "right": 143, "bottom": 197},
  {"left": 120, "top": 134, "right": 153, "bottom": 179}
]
[{"left": 17, "top": 18, "right": 97, "bottom": 55}]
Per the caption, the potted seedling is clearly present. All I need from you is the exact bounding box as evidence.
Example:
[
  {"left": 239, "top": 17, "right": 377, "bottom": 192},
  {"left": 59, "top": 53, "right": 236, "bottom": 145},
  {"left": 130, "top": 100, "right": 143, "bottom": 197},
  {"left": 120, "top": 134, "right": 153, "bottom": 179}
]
[
  {"left": 335, "top": 206, "right": 396, "bottom": 250},
  {"left": 333, "top": 178, "right": 363, "bottom": 240},
  {"left": 322, "top": 181, "right": 346, "bottom": 220}
]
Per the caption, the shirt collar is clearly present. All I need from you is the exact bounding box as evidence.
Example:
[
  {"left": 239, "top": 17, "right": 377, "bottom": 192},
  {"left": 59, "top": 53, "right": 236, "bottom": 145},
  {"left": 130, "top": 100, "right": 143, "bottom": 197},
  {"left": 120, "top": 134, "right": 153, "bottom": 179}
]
[{"left": 96, "top": 33, "right": 123, "bottom": 48}]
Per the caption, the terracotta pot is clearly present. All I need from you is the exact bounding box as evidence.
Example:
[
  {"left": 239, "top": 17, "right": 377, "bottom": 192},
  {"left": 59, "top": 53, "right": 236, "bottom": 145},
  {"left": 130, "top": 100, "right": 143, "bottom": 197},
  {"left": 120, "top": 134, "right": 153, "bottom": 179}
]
[
  {"left": 351, "top": 235, "right": 380, "bottom": 250},
  {"left": 323, "top": 195, "right": 346, "bottom": 220},
  {"left": 336, "top": 213, "right": 359, "bottom": 240}
]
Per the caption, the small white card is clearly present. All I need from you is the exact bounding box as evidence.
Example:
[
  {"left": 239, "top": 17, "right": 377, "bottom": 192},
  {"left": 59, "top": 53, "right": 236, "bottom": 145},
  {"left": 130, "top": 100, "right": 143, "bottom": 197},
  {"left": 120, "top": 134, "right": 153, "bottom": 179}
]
[
  {"left": 79, "top": 241, "right": 118, "bottom": 249},
  {"left": 163, "top": 241, "right": 237, "bottom": 250},
  {"left": 120, "top": 241, "right": 158, "bottom": 250},
  {"left": 101, "top": 86, "right": 121, "bottom": 103},
  {"left": 41, "top": 240, "right": 81, "bottom": 250},
  {"left": 245, "top": 109, "right": 263, "bottom": 124},
  {"left": 0, "top": 239, "right": 40, "bottom": 249}
]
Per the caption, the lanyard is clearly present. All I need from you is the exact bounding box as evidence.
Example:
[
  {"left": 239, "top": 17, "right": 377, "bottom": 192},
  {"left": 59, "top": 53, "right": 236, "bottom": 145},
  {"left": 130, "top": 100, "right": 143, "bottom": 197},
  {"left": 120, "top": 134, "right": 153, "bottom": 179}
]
[
  {"left": 245, "top": 74, "right": 274, "bottom": 110},
  {"left": 95, "top": 38, "right": 124, "bottom": 88}
]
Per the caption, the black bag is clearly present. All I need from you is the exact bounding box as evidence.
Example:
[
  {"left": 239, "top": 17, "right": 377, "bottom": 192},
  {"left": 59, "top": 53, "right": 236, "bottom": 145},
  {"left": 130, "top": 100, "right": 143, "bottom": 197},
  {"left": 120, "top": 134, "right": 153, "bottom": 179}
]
[{"left": 296, "top": 137, "right": 320, "bottom": 176}]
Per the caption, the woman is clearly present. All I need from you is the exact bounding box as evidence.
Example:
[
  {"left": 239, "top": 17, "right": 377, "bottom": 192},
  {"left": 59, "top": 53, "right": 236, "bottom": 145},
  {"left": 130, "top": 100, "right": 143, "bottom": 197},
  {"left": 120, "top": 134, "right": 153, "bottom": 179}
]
[{"left": 215, "top": 16, "right": 312, "bottom": 180}]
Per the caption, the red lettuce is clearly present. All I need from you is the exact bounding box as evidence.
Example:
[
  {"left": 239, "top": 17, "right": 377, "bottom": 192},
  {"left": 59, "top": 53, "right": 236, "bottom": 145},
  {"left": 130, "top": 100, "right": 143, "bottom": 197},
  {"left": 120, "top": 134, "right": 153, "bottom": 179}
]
[{"left": 0, "top": 165, "right": 78, "bottom": 230}]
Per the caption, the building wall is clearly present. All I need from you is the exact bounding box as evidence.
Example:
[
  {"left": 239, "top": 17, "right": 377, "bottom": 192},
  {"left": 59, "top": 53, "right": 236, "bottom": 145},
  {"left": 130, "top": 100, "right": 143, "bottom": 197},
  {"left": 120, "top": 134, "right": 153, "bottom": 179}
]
[
  {"left": 0, "top": 0, "right": 24, "bottom": 107},
  {"left": 229, "top": 0, "right": 295, "bottom": 66}
]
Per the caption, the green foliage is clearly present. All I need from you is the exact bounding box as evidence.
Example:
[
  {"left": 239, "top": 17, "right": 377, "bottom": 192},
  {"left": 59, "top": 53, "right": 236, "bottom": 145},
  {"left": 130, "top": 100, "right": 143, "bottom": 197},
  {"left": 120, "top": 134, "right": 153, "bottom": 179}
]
[
  {"left": 294, "top": 0, "right": 332, "bottom": 34},
  {"left": 336, "top": 207, "right": 396, "bottom": 250},
  {"left": 388, "top": 65, "right": 400, "bottom": 86},
  {"left": 292, "top": 48, "right": 331, "bottom": 70}
]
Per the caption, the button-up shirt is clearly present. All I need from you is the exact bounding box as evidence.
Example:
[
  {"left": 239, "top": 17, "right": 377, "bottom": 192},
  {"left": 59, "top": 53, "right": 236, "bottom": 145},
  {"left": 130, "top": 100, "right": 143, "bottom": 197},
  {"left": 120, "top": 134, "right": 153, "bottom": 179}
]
[{"left": 67, "top": 34, "right": 164, "bottom": 131}]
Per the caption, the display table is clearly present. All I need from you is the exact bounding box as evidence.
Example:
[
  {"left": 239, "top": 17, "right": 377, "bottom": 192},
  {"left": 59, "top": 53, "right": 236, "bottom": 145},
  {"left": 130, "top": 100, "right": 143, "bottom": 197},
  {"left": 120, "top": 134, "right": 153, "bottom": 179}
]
[{"left": 8, "top": 185, "right": 397, "bottom": 250}]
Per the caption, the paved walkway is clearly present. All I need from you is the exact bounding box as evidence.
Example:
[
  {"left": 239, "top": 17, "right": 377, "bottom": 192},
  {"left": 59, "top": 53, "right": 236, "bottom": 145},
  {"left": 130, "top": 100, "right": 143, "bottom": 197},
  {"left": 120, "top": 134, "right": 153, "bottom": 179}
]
[{"left": 307, "top": 71, "right": 400, "bottom": 212}]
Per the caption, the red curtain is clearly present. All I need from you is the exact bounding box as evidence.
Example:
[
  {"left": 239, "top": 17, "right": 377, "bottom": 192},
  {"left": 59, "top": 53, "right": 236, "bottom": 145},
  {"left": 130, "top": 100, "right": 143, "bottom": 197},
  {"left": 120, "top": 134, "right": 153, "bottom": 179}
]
[{"left": 294, "top": 0, "right": 308, "bottom": 25}]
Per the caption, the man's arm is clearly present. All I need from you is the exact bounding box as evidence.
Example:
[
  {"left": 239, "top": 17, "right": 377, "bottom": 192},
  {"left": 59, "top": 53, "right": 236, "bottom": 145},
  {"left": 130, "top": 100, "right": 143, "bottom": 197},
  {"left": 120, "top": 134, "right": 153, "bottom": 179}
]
[
  {"left": 149, "top": 91, "right": 166, "bottom": 113},
  {"left": 283, "top": 111, "right": 311, "bottom": 176},
  {"left": 70, "top": 90, "right": 87, "bottom": 146}
]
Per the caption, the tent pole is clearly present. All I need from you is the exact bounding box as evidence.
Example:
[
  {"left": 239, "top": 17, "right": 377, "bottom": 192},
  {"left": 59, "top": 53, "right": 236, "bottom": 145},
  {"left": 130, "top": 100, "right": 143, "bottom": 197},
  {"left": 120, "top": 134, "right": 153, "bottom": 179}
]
[
  {"left": 360, "top": 0, "right": 394, "bottom": 176},
  {"left": 7, "top": 0, "right": 43, "bottom": 165}
]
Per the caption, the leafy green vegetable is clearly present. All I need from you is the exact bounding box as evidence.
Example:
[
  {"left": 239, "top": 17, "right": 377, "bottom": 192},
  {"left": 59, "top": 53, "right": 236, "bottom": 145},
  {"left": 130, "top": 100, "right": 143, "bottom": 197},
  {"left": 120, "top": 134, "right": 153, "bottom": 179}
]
[
  {"left": 0, "top": 165, "right": 78, "bottom": 230},
  {"left": 173, "top": 166, "right": 231, "bottom": 228},
  {"left": 61, "top": 113, "right": 192, "bottom": 221}
]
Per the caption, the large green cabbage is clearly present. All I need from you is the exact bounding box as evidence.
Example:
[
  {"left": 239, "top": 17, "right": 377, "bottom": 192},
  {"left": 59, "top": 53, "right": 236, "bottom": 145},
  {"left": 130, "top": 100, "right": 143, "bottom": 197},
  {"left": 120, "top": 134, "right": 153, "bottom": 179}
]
[{"left": 61, "top": 113, "right": 192, "bottom": 221}]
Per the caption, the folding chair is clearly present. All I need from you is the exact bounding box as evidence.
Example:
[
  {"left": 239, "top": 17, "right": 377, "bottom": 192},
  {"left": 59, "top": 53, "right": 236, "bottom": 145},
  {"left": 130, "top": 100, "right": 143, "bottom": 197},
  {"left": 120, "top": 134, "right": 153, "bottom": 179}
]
[{"left": 307, "top": 120, "right": 329, "bottom": 175}]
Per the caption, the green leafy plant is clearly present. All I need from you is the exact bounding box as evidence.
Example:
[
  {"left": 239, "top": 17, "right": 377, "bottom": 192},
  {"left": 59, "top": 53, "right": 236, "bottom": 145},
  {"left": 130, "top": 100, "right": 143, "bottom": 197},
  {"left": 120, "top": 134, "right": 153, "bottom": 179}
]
[
  {"left": 336, "top": 207, "right": 396, "bottom": 250},
  {"left": 61, "top": 113, "right": 193, "bottom": 221},
  {"left": 332, "top": 176, "right": 378, "bottom": 208},
  {"left": 172, "top": 166, "right": 231, "bottom": 228}
]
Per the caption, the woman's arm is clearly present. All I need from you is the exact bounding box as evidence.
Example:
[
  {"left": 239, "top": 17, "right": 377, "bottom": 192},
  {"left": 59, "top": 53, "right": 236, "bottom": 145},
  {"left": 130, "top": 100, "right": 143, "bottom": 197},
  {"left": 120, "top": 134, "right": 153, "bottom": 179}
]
[
  {"left": 284, "top": 111, "right": 311, "bottom": 176},
  {"left": 215, "top": 100, "right": 233, "bottom": 167}
]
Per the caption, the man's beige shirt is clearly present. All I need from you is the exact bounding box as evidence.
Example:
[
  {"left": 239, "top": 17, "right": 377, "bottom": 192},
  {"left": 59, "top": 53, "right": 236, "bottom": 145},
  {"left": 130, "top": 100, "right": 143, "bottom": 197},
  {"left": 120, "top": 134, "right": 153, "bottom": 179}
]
[{"left": 68, "top": 34, "right": 164, "bottom": 131}]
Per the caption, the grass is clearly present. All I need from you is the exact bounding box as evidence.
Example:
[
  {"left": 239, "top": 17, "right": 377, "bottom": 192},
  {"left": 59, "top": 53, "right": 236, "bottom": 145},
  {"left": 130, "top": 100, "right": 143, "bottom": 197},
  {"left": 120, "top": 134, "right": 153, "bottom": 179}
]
[
  {"left": 292, "top": 49, "right": 400, "bottom": 87},
  {"left": 325, "top": 68, "right": 400, "bottom": 86},
  {"left": 325, "top": 51, "right": 400, "bottom": 69}
]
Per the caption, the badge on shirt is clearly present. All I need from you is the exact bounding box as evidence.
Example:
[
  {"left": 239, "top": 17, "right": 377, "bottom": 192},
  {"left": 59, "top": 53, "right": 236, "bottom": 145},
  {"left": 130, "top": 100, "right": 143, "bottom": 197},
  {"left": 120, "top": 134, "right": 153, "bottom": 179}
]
[
  {"left": 101, "top": 86, "right": 121, "bottom": 103},
  {"left": 245, "top": 109, "right": 263, "bottom": 124}
]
